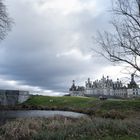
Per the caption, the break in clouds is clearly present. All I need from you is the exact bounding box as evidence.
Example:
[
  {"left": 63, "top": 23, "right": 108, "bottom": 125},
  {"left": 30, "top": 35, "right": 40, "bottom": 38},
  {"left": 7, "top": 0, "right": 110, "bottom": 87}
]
[{"left": 0, "top": 0, "right": 122, "bottom": 95}]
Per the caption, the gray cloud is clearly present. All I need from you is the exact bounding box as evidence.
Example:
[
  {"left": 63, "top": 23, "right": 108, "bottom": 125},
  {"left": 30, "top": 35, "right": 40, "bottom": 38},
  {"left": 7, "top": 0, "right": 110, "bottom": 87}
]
[{"left": 0, "top": 0, "right": 115, "bottom": 94}]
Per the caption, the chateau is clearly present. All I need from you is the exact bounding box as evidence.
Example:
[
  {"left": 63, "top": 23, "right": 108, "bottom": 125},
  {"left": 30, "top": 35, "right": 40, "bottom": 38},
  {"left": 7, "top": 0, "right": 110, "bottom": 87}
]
[{"left": 69, "top": 74, "right": 140, "bottom": 98}]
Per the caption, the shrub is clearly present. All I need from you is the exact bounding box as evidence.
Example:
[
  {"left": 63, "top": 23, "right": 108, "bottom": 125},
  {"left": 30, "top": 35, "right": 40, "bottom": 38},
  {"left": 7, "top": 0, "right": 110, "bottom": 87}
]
[{"left": 101, "top": 110, "right": 126, "bottom": 119}]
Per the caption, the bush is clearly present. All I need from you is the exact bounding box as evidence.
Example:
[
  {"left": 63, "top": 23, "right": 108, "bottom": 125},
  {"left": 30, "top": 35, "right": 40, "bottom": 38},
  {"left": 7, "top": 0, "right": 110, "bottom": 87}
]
[{"left": 101, "top": 110, "right": 126, "bottom": 119}]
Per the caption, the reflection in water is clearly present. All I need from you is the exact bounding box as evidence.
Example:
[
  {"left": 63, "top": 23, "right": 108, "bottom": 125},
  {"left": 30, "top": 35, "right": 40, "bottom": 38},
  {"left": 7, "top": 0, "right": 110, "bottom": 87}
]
[{"left": 0, "top": 110, "right": 86, "bottom": 119}]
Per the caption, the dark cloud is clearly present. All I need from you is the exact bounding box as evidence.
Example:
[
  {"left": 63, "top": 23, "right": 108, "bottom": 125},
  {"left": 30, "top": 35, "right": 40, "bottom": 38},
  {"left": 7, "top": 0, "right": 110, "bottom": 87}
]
[{"left": 0, "top": 0, "right": 115, "bottom": 94}]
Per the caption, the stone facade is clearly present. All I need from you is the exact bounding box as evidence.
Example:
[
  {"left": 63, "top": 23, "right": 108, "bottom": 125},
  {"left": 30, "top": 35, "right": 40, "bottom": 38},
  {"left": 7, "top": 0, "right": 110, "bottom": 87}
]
[
  {"left": 0, "top": 90, "right": 30, "bottom": 105},
  {"left": 69, "top": 74, "right": 140, "bottom": 98}
]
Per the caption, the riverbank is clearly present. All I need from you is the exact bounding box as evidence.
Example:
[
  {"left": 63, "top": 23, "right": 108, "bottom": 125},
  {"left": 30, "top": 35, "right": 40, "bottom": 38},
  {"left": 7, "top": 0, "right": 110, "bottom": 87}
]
[
  {"left": 0, "top": 116, "right": 140, "bottom": 140},
  {"left": 0, "top": 96, "right": 140, "bottom": 118},
  {"left": 0, "top": 96, "right": 140, "bottom": 140}
]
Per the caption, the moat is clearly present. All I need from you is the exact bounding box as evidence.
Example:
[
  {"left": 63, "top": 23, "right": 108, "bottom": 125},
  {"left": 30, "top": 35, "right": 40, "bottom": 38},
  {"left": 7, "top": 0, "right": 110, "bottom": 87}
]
[{"left": 0, "top": 110, "right": 86, "bottom": 119}]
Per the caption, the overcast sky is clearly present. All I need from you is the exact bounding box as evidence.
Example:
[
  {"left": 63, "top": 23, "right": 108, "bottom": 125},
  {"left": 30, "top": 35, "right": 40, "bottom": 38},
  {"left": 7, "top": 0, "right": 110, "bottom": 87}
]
[{"left": 0, "top": 0, "right": 126, "bottom": 95}]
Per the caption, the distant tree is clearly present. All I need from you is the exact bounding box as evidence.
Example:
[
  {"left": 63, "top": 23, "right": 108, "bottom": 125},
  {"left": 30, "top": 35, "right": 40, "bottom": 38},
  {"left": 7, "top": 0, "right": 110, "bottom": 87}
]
[
  {"left": 96, "top": 0, "right": 140, "bottom": 74},
  {"left": 0, "top": 0, "right": 12, "bottom": 40}
]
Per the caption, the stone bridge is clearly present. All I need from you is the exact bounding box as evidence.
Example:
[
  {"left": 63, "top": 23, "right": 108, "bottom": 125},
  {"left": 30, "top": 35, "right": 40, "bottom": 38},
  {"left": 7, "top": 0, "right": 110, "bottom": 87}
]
[{"left": 0, "top": 90, "right": 30, "bottom": 105}]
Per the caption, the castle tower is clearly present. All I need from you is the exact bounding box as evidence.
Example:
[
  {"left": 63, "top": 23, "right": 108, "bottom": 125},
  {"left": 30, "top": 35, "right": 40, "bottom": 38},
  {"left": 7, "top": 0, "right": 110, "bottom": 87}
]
[
  {"left": 131, "top": 74, "right": 134, "bottom": 82},
  {"left": 88, "top": 78, "right": 90, "bottom": 83},
  {"left": 72, "top": 80, "right": 75, "bottom": 86},
  {"left": 87, "top": 78, "right": 92, "bottom": 88},
  {"left": 128, "top": 74, "right": 138, "bottom": 88},
  {"left": 69, "top": 80, "right": 76, "bottom": 91}
]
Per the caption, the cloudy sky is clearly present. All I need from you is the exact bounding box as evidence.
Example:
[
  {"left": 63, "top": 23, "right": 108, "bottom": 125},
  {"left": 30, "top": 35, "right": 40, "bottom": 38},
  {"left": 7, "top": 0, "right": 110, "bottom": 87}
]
[{"left": 0, "top": 0, "right": 125, "bottom": 95}]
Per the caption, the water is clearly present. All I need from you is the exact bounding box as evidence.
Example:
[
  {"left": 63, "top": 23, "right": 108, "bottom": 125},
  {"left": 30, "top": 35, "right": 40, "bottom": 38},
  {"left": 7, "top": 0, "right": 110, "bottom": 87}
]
[{"left": 0, "top": 110, "right": 86, "bottom": 119}]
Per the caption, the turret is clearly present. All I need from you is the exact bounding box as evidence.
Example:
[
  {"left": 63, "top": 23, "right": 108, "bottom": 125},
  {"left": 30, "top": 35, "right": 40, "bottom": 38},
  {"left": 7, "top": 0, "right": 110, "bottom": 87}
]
[
  {"left": 86, "top": 78, "right": 92, "bottom": 88},
  {"left": 131, "top": 74, "right": 134, "bottom": 82},
  {"left": 128, "top": 74, "right": 138, "bottom": 88},
  {"left": 69, "top": 80, "right": 76, "bottom": 91},
  {"left": 107, "top": 76, "right": 109, "bottom": 80},
  {"left": 72, "top": 80, "right": 75, "bottom": 86},
  {"left": 88, "top": 78, "right": 90, "bottom": 83}
]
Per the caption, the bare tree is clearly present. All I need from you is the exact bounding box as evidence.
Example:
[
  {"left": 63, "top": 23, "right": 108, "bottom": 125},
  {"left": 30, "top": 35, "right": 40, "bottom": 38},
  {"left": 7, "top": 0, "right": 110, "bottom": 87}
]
[
  {"left": 96, "top": 0, "right": 140, "bottom": 74},
  {"left": 0, "top": 0, "right": 12, "bottom": 40}
]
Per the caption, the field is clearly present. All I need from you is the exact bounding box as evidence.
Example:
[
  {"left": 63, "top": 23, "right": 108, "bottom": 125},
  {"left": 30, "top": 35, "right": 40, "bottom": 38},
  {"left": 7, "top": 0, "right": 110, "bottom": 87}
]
[{"left": 0, "top": 95, "right": 140, "bottom": 140}]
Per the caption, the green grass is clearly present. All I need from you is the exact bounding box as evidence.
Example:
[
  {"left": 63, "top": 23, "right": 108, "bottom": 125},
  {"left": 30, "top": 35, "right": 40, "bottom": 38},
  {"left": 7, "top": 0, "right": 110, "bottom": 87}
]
[
  {"left": 101, "top": 100, "right": 140, "bottom": 111},
  {"left": 20, "top": 95, "right": 140, "bottom": 118},
  {"left": 24, "top": 95, "right": 98, "bottom": 108},
  {"left": 23, "top": 95, "right": 140, "bottom": 111}
]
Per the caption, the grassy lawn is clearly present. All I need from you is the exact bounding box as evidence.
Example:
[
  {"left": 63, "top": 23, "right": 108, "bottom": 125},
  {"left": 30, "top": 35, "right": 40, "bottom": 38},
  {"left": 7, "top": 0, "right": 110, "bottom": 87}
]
[
  {"left": 24, "top": 95, "right": 98, "bottom": 108},
  {"left": 23, "top": 95, "right": 140, "bottom": 111}
]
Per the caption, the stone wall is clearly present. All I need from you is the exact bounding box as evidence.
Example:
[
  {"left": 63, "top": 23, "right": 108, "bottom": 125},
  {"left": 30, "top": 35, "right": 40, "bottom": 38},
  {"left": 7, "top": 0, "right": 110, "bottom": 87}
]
[{"left": 0, "top": 90, "right": 30, "bottom": 106}]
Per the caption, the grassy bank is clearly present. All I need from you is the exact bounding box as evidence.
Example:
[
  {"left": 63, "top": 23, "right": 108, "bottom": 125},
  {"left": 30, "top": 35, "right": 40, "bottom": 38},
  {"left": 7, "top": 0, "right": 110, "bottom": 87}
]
[
  {"left": 23, "top": 96, "right": 140, "bottom": 110},
  {"left": 24, "top": 96, "right": 98, "bottom": 108},
  {"left": 0, "top": 116, "right": 140, "bottom": 140},
  {"left": 18, "top": 95, "right": 140, "bottom": 118},
  {"left": 0, "top": 95, "right": 140, "bottom": 118}
]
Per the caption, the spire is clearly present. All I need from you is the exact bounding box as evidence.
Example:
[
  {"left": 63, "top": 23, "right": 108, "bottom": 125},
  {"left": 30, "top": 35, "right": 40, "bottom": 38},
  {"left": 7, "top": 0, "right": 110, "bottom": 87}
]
[
  {"left": 131, "top": 74, "right": 134, "bottom": 82},
  {"left": 128, "top": 74, "right": 138, "bottom": 88},
  {"left": 69, "top": 80, "right": 76, "bottom": 91},
  {"left": 88, "top": 78, "right": 90, "bottom": 83},
  {"left": 72, "top": 80, "right": 75, "bottom": 86}
]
